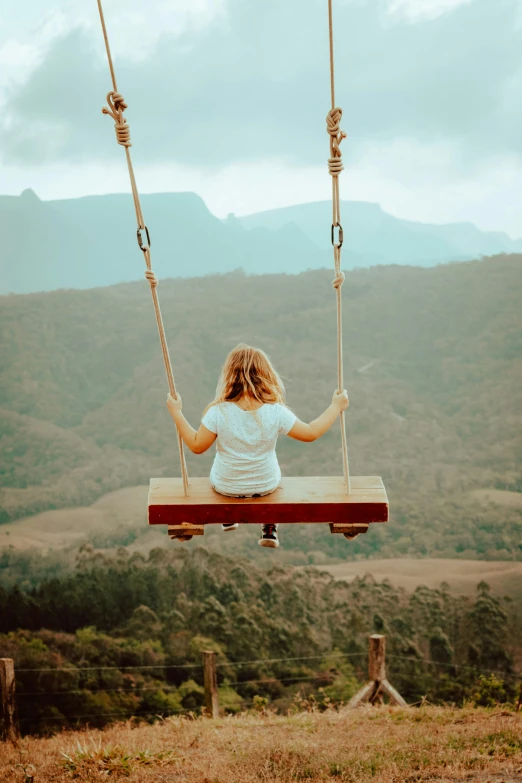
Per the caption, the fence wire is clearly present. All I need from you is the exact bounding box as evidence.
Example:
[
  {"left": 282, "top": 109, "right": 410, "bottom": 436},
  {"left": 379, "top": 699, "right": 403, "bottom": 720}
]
[{"left": 10, "top": 649, "right": 520, "bottom": 729}]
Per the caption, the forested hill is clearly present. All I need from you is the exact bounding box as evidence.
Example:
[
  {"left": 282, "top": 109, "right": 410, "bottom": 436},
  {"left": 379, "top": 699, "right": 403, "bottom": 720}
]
[
  {"left": 1, "top": 255, "right": 521, "bottom": 561},
  {"left": 1, "top": 547, "right": 519, "bottom": 734},
  {"left": 2, "top": 189, "right": 522, "bottom": 294}
]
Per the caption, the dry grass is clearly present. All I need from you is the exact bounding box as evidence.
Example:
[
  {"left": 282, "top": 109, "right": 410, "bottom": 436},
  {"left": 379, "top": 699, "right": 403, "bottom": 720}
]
[
  {"left": 319, "top": 559, "right": 522, "bottom": 600},
  {"left": 2, "top": 706, "right": 521, "bottom": 782},
  {"left": 0, "top": 487, "right": 150, "bottom": 552}
]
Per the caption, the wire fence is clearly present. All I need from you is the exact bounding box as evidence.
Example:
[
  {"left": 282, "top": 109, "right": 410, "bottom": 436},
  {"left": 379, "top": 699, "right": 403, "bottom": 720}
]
[
  {"left": 15, "top": 650, "right": 519, "bottom": 679},
  {"left": 16, "top": 676, "right": 336, "bottom": 699},
  {"left": 15, "top": 652, "right": 358, "bottom": 674},
  {"left": 15, "top": 662, "right": 202, "bottom": 674},
  {"left": 9, "top": 649, "right": 520, "bottom": 728},
  {"left": 386, "top": 654, "right": 520, "bottom": 678}
]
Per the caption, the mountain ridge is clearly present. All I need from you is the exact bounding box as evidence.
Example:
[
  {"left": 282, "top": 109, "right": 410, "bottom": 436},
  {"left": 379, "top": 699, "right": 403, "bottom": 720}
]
[
  {"left": 2, "top": 189, "right": 522, "bottom": 294},
  {"left": 239, "top": 199, "right": 522, "bottom": 262}
]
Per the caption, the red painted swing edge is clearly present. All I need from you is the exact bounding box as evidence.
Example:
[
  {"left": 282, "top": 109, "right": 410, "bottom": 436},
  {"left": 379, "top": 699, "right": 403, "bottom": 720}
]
[{"left": 148, "top": 476, "right": 389, "bottom": 526}]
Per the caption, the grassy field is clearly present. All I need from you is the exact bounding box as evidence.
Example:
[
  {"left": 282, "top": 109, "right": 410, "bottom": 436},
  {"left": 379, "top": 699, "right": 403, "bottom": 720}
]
[
  {"left": 471, "top": 489, "right": 522, "bottom": 510},
  {"left": 2, "top": 707, "right": 521, "bottom": 782},
  {"left": 0, "top": 486, "right": 150, "bottom": 551},
  {"left": 319, "top": 559, "right": 522, "bottom": 601}
]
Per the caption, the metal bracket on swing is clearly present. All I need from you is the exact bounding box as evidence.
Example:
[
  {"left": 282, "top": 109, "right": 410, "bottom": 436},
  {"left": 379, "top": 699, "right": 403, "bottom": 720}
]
[
  {"left": 137, "top": 225, "right": 151, "bottom": 252},
  {"left": 331, "top": 222, "right": 343, "bottom": 248}
]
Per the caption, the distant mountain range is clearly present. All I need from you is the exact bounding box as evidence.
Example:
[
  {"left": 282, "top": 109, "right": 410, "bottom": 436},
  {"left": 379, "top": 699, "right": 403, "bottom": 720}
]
[
  {"left": 239, "top": 201, "right": 522, "bottom": 266},
  {"left": 2, "top": 189, "right": 521, "bottom": 294}
]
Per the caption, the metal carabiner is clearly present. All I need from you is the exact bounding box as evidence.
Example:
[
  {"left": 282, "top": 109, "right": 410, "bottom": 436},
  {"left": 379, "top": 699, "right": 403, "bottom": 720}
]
[
  {"left": 137, "top": 225, "right": 151, "bottom": 252},
  {"left": 331, "top": 222, "right": 344, "bottom": 248}
]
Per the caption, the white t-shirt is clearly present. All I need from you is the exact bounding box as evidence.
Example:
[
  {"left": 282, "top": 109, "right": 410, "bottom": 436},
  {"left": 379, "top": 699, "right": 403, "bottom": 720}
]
[{"left": 201, "top": 402, "right": 297, "bottom": 496}]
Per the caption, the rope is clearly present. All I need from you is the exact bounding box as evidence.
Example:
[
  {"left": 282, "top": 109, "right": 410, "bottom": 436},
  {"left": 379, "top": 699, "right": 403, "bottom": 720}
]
[
  {"left": 96, "top": 0, "right": 189, "bottom": 495},
  {"left": 327, "top": 0, "right": 350, "bottom": 494}
]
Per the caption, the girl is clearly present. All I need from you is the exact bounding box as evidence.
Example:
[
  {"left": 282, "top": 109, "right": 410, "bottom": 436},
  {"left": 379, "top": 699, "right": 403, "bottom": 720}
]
[{"left": 166, "top": 343, "right": 349, "bottom": 548}]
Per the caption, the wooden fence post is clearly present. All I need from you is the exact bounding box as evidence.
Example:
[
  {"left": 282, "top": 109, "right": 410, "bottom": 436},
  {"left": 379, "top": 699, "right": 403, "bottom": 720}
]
[
  {"left": 368, "top": 634, "right": 386, "bottom": 681},
  {"left": 348, "top": 634, "right": 407, "bottom": 709},
  {"left": 0, "top": 658, "right": 19, "bottom": 742},
  {"left": 202, "top": 651, "right": 219, "bottom": 718}
]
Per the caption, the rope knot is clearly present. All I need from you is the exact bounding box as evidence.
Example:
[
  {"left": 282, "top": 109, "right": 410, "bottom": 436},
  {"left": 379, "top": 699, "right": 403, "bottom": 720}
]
[
  {"left": 326, "top": 107, "right": 346, "bottom": 176},
  {"left": 102, "top": 91, "right": 132, "bottom": 147},
  {"left": 145, "top": 269, "right": 158, "bottom": 288},
  {"left": 332, "top": 270, "right": 345, "bottom": 290},
  {"left": 111, "top": 92, "right": 128, "bottom": 113}
]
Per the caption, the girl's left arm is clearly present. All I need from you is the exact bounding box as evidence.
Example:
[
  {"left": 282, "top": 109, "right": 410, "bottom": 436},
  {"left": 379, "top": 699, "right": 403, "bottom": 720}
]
[{"left": 166, "top": 393, "right": 216, "bottom": 454}]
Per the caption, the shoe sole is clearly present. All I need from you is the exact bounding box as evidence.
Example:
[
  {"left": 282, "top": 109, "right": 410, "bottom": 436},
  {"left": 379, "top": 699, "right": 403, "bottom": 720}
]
[
  {"left": 258, "top": 539, "right": 279, "bottom": 548},
  {"left": 222, "top": 525, "right": 239, "bottom": 532}
]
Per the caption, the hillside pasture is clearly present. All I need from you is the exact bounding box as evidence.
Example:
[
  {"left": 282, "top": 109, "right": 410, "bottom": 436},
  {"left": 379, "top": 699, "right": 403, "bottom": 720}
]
[
  {"left": 319, "top": 558, "right": 522, "bottom": 601},
  {"left": 0, "top": 486, "right": 149, "bottom": 551},
  {"left": 471, "top": 489, "right": 522, "bottom": 509}
]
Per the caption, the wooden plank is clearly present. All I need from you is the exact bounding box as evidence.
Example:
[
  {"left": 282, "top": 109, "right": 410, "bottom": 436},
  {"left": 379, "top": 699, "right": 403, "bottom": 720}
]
[
  {"left": 381, "top": 679, "right": 408, "bottom": 707},
  {"left": 329, "top": 522, "right": 369, "bottom": 535},
  {"left": 347, "top": 680, "right": 378, "bottom": 709},
  {"left": 151, "top": 476, "right": 384, "bottom": 500},
  {"left": 168, "top": 523, "right": 204, "bottom": 538},
  {"left": 152, "top": 501, "right": 387, "bottom": 526},
  {"left": 149, "top": 476, "right": 386, "bottom": 502},
  {"left": 148, "top": 476, "right": 388, "bottom": 526}
]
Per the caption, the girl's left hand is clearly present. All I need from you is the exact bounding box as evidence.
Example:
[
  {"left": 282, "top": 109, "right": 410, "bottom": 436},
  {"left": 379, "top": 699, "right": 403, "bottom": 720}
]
[{"left": 167, "top": 393, "right": 182, "bottom": 413}]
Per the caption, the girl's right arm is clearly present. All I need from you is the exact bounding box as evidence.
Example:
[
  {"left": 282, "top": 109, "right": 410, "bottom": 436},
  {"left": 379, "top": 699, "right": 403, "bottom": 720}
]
[
  {"left": 166, "top": 393, "right": 217, "bottom": 454},
  {"left": 287, "top": 390, "right": 349, "bottom": 443}
]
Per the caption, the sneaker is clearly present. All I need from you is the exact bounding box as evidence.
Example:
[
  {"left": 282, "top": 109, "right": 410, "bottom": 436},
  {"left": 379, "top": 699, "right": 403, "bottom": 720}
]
[
  {"left": 221, "top": 523, "right": 239, "bottom": 532},
  {"left": 258, "top": 524, "right": 279, "bottom": 548}
]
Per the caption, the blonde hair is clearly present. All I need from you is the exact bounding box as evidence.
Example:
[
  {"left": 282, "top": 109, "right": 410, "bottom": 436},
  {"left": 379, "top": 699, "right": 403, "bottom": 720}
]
[{"left": 208, "top": 344, "right": 286, "bottom": 408}]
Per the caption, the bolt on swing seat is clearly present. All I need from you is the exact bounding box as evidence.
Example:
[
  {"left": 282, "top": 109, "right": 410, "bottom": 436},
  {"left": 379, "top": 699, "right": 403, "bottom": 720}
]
[{"left": 148, "top": 476, "right": 389, "bottom": 540}]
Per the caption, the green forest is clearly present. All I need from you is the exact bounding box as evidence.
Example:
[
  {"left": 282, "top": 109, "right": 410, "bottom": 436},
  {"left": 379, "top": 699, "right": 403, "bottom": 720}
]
[
  {"left": 0, "top": 547, "right": 520, "bottom": 735},
  {"left": 1, "top": 255, "right": 521, "bottom": 561}
]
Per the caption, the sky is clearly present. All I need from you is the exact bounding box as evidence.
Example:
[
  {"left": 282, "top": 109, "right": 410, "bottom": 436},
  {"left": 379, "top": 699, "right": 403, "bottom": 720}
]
[{"left": 0, "top": 0, "right": 521, "bottom": 236}]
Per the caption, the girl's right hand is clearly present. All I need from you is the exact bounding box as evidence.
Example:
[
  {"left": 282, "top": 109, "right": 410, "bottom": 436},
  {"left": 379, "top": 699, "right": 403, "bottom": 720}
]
[{"left": 332, "top": 389, "right": 349, "bottom": 412}]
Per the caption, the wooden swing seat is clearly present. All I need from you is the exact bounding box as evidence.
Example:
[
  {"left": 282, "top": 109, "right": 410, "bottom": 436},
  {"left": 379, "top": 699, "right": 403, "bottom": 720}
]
[{"left": 148, "top": 476, "right": 388, "bottom": 535}]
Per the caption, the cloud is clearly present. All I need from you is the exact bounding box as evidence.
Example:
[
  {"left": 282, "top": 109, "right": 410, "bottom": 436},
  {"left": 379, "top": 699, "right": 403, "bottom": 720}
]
[
  {"left": 0, "top": 0, "right": 520, "bottom": 171},
  {"left": 388, "top": 0, "right": 473, "bottom": 22},
  {"left": 0, "top": 0, "right": 224, "bottom": 61},
  {"left": 3, "top": 139, "right": 522, "bottom": 237}
]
